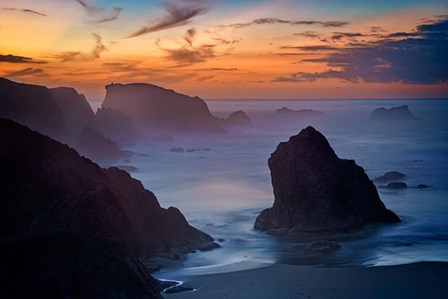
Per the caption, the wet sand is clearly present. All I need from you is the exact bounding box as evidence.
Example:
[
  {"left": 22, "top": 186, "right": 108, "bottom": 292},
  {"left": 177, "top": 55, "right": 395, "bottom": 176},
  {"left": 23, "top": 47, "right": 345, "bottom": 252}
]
[{"left": 162, "top": 262, "right": 448, "bottom": 299}]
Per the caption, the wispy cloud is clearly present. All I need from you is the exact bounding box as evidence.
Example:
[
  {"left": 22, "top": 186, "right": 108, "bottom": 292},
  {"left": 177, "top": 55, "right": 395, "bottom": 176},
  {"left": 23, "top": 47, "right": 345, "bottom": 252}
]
[
  {"left": 75, "top": 0, "right": 122, "bottom": 24},
  {"left": 330, "top": 32, "right": 364, "bottom": 41},
  {"left": 280, "top": 45, "right": 339, "bottom": 51},
  {"left": 2, "top": 8, "right": 46, "bottom": 17},
  {"left": 0, "top": 54, "right": 47, "bottom": 64},
  {"left": 220, "top": 18, "right": 348, "bottom": 29},
  {"left": 54, "top": 33, "right": 106, "bottom": 62},
  {"left": 294, "top": 31, "right": 320, "bottom": 38},
  {"left": 157, "top": 27, "right": 215, "bottom": 66},
  {"left": 205, "top": 67, "right": 238, "bottom": 71},
  {"left": 273, "top": 17, "right": 448, "bottom": 84},
  {"left": 128, "top": 0, "right": 209, "bottom": 38},
  {"left": 4, "top": 68, "right": 43, "bottom": 78}
]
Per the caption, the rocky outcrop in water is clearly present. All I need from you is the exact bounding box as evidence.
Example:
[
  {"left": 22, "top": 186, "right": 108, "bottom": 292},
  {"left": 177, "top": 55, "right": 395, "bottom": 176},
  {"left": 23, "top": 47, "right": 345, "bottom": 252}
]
[
  {"left": 254, "top": 126, "right": 400, "bottom": 234},
  {"left": 102, "top": 83, "right": 225, "bottom": 135},
  {"left": 369, "top": 105, "right": 415, "bottom": 120},
  {"left": 373, "top": 171, "right": 406, "bottom": 182},
  {"left": 273, "top": 107, "right": 325, "bottom": 118},
  {"left": 217, "top": 110, "right": 251, "bottom": 127}
]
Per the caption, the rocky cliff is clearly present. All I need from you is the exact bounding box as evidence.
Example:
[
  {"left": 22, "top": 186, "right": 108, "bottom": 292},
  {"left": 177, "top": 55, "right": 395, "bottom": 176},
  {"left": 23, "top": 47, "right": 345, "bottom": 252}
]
[
  {"left": 51, "top": 87, "right": 99, "bottom": 137},
  {"left": 0, "top": 118, "right": 215, "bottom": 256},
  {"left": 0, "top": 78, "right": 128, "bottom": 161},
  {"left": 255, "top": 126, "right": 400, "bottom": 234},
  {"left": 102, "top": 83, "right": 225, "bottom": 135},
  {"left": 0, "top": 77, "right": 66, "bottom": 139}
]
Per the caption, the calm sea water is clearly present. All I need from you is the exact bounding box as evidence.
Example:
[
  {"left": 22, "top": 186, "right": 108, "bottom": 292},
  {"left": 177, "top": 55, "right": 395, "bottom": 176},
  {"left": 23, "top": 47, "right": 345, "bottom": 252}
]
[{"left": 110, "top": 99, "right": 448, "bottom": 277}]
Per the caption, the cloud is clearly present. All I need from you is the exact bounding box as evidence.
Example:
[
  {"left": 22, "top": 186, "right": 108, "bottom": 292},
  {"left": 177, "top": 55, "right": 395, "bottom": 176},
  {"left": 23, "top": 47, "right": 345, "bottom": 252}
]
[
  {"left": 128, "top": 0, "right": 209, "bottom": 38},
  {"left": 220, "top": 18, "right": 348, "bottom": 29},
  {"left": 2, "top": 8, "right": 46, "bottom": 16},
  {"left": 294, "top": 31, "right": 320, "bottom": 38},
  {"left": 0, "top": 54, "right": 47, "bottom": 64},
  {"left": 163, "top": 44, "right": 215, "bottom": 66},
  {"left": 206, "top": 67, "right": 238, "bottom": 71},
  {"left": 157, "top": 27, "right": 216, "bottom": 66},
  {"left": 4, "top": 68, "right": 43, "bottom": 78},
  {"left": 330, "top": 32, "right": 364, "bottom": 41},
  {"left": 280, "top": 45, "right": 339, "bottom": 51},
  {"left": 273, "top": 17, "right": 448, "bottom": 85},
  {"left": 54, "top": 33, "right": 106, "bottom": 62},
  {"left": 75, "top": 0, "right": 122, "bottom": 24},
  {"left": 213, "top": 37, "right": 242, "bottom": 45}
]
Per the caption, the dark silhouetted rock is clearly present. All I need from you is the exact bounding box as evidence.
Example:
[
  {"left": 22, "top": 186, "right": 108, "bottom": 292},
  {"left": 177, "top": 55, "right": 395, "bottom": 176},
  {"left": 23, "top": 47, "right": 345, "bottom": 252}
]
[
  {"left": 254, "top": 126, "right": 400, "bottom": 234},
  {"left": 153, "top": 132, "right": 174, "bottom": 142},
  {"left": 96, "top": 107, "right": 140, "bottom": 143},
  {"left": 0, "top": 232, "right": 162, "bottom": 299},
  {"left": 75, "top": 127, "right": 130, "bottom": 161},
  {"left": 198, "top": 242, "right": 220, "bottom": 251},
  {"left": 305, "top": 240, "right": 341, "bottom": 253},
  {"left": 51, "top": 87, "right": 98, "bottom": 137},
  {"left": 0, "top": 78, "right": 129, "bottom": 162},
  {"left": 0, "top": 118, "right": 214, "bottom": 257},
  {"left": 273, "top": 107, "right": 326, "bottom": 118},
  {"left": 170, "top": 147, "right": 184, "bottom": 153},
  {"left": 374, "top": 171, "right": 406, "bottom": 182},
  {"left": 0, "top": 77, "right": 66, "bottom": 139},
  {"left": 218, "top": 110, "right": 251, "bottom": 127},
  {"left": 385, "top": 182, "right": 408, "bottom": 189},
  {"left": 102, "top": 83, "right": 225, "bottom": 135},
  {"left": 369, "top": 105, "right": 415, "bottom": 120},
  {"left": 417, "top": 184, "right": 429, "bottom": 189}
]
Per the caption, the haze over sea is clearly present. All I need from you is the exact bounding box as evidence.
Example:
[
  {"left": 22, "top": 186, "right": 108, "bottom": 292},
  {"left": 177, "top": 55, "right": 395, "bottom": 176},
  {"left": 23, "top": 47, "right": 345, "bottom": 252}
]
[{"left": 97, "top": 99, "right": 448, "bottom": 277}]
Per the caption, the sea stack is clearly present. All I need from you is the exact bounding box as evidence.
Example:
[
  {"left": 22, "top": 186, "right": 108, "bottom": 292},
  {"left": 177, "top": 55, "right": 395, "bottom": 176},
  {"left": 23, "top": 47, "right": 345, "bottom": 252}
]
[
  {"left": 102, "top": 83, "right": 225, "bottom": 135},
  {"left": 255, "top": 126, "right": 400, "bottom": 234},
  {"left": 369, "top": 105, "right": 415, "bottom": 120}
]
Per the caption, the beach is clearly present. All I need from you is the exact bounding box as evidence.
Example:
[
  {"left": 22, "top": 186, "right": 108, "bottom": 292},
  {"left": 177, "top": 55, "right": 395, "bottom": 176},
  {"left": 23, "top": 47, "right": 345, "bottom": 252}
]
[{"left": 162, "top": 262, "right": 448, "bottom": 298}]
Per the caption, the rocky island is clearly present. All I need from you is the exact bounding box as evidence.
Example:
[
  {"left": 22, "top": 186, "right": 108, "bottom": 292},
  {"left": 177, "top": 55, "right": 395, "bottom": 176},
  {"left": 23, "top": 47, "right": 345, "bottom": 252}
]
[
  {"left": 369, "top": 105, "right": 415, "bottom": 120},
  {"left": 255, "top": 126, "right": 400, "bottom": 234},
  {"left": 102, "top": 83, "right": 226, "bottom": 136}
]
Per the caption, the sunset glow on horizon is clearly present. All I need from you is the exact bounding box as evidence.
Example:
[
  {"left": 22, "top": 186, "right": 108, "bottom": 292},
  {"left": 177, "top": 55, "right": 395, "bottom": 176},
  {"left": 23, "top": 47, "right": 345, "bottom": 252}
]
[{"left": 1, "top": 0, "right": 447, "bottom": 100}]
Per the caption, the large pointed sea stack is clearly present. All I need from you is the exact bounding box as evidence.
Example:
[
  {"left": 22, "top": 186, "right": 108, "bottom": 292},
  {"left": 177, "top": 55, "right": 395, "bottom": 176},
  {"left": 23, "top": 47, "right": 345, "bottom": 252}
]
[{"left": 255, "top": 126, "right": 400, "bottom": 234}]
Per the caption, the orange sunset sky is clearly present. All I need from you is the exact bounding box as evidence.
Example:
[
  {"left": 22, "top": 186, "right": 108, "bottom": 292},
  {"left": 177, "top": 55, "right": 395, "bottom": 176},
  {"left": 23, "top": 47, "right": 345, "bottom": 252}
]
[{"left": 1, "top": 0, "right": 447, "bottom": 100}]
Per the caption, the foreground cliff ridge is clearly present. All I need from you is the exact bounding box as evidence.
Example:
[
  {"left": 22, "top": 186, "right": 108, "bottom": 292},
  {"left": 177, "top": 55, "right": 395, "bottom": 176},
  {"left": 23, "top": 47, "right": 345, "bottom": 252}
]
[
  {"left": 0, "top": 118, "right": 218, "bottom": 297},
  {"left": 102, "top": 82, "right": 225, "bottom": 135},
  {"left": 255, "top": 126, "right": 400, "bottom": 234},
  {"left": 0, "top": 118, "right": 215, "bottom": 255}
]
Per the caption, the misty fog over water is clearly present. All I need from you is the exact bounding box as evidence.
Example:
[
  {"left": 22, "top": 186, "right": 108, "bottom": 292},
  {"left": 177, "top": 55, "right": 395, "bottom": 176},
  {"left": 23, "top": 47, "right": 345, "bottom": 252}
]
[{"left": 113, "top": 99, "right": 448, "bottom": 276}]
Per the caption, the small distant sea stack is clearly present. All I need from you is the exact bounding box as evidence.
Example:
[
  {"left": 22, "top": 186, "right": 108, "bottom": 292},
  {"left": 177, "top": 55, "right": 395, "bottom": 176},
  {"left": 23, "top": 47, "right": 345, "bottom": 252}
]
[
  {"left": 255, "top": 126, "right": 400, "bottom": 234},
  {"left": 219, "top": 110, "right": 252, "bottom": 127},
  {"left": 369, "top": 105, "right": 415, "bottom": 120}
]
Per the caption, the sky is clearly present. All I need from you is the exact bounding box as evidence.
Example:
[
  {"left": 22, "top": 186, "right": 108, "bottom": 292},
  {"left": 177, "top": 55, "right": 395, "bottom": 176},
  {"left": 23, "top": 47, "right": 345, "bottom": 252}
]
[{"left": 1, "top": 0, "right": 447, "bottom": 100}]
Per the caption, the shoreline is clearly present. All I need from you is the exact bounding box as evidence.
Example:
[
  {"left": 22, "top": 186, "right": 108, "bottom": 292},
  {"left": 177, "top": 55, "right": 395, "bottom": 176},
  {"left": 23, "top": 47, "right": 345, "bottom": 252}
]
[{"left": 160, "top": 261, "right": 448, "bottom": 298}]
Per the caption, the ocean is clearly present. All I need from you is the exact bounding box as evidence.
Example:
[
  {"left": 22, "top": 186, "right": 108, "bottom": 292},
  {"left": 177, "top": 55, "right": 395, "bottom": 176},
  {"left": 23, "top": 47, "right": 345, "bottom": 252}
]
[{"left": 106, "top": 99, "right": 448, "bottom": 277}]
